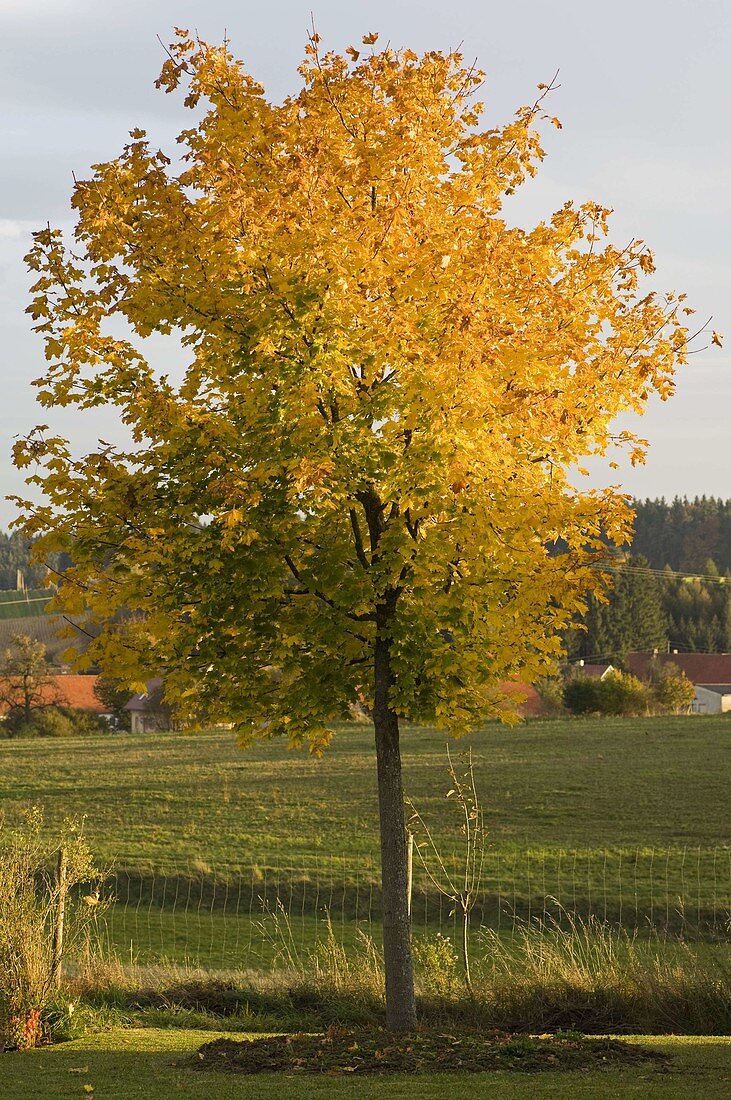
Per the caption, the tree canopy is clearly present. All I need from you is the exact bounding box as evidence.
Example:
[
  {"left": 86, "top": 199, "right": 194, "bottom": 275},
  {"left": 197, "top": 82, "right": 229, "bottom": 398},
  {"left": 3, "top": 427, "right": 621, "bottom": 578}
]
[{"left": 14, "top": 31, "right": 695, "bottom": 744}]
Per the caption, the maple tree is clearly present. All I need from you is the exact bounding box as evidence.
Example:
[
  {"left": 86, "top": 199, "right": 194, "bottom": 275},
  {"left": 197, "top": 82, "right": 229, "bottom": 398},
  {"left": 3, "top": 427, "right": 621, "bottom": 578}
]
[{"left": 14, "top": 31, "right": 702, "bottom": 1028}]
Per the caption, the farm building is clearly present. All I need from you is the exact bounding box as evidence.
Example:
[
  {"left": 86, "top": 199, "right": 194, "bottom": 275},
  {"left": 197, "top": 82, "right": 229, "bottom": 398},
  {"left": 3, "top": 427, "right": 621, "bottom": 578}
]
[
  {"left": 124, "top": 678, "right": 175, "bottom": 733},
  {"left": 692, "top": 684, "right": 731, "bottom": 714},
  {"left": 626, "top": 651, "right": 731, "bottom": 684},
  {"left": 627, "top": 652, "right": 731, "bottom": 716},
  {"left": 568, "top": 661, "right": 615, "bottom": 680}
]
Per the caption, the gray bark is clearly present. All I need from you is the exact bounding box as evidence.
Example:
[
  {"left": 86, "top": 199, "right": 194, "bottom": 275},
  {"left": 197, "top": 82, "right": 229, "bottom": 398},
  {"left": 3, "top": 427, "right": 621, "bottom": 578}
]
[
  {"left": 358, "top": 485, "right": 417, "bottom": 1030},
  {"left": 373, "top": 629, "right": 417, "bottom": 1031}
]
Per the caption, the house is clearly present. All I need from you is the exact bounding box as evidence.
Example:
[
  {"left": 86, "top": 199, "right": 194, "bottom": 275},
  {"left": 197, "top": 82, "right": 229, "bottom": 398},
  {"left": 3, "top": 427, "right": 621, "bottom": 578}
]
[
  {"left": 52, "top": 674, "right": 106, "bottom": 713},
  {"left": 124, "top": 678, "right": 175, "bottom": 733},
  {"left": 570, "top": 662, "right": 615, "bottom": 680},
  {"left": 626, "top": 652, "right": 731, "bottom": 716},
  {"left": 626, "top": 651, "right": 731, "bottom": 685},
  {"left": 692, "top": 685, "right": 731, "bottom": 715}
]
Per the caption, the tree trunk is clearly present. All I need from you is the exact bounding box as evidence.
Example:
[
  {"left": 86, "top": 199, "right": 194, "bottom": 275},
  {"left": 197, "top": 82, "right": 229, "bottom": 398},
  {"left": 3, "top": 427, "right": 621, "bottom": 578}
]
[{"left": 373, "top": 631, "right": 417, "bottom": 1031}]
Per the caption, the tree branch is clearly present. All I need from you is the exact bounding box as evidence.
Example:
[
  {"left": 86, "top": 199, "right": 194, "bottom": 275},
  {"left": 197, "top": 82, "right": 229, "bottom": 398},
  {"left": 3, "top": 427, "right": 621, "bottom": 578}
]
[
  {"left": 349, "top": 508, "right": 370, "bottom": 569},
  {"left": 284, "top": 554, "right": 375, "bottom": 621}
]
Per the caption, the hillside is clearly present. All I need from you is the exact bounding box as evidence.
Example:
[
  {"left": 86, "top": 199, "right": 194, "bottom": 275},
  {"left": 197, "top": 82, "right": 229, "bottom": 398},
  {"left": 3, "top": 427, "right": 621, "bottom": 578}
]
[{"left": 0, "top": 589, "right": 77, "bottom": 663}]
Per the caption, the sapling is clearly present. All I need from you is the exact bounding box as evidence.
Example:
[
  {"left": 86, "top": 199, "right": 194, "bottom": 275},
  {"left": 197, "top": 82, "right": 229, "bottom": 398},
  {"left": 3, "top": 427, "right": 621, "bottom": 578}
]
[{"left": 407, "top": 748, "right": 487, "bottom": 996}]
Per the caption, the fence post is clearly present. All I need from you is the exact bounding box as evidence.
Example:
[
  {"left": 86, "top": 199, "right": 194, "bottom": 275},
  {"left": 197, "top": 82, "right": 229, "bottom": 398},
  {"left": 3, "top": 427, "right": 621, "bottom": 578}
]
[
  {"left": 51, "top": 847, "right": 68, "bottom": 989},
  {"left": 406, "top": 831, "right": 414, "bottom": 919}
]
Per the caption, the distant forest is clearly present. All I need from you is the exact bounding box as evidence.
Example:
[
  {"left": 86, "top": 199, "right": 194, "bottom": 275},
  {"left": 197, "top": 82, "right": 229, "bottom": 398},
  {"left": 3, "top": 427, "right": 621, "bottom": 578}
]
[
  {"left": 573, "top": 497, "right": 731, "bottom": 660},
  {"left": 0, "top": 530, "right": 51, "bottom": 590},
  {"left": 632, "top": 497, "right": 731, "bottom": 573},
  {"left": 2, "top": 498, "right": 730, "bottom": 660}
]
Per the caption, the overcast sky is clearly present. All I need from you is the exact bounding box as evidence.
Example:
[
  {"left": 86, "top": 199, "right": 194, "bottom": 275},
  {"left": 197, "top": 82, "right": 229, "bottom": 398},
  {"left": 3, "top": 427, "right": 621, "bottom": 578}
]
[{"left": 1, "top": 0, "right": 729, "bottom": 528}]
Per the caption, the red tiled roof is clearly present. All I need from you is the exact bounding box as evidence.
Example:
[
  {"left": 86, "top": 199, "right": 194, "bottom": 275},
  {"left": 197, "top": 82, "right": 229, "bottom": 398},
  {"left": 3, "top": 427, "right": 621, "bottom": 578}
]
[
  {"left": 626, "top": 652, "right": 731, "bottom": 686},
  {"left": 0, "top": 674, "right": 104, "bottom": 715}
]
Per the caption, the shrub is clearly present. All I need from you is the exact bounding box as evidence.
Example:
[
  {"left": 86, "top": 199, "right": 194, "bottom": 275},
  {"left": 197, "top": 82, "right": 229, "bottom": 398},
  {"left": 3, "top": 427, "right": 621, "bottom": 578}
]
[
  {"left": 63, "top": 707, "right": 108, "bottom": 736},
  {"left": 562, "top": 677, "right": 604, "bottom": 715},
  {"left": 563, "top": 672, "right": 648, "bottom": 716},
  {"left": 4, "top": 705, "right": 107, "bottom": 739},
  {"left": 599, "top": 671, "right": 648, "bottom": 716},
  {"left": 533, "top": 675, "right": 567, "bottom": 717},
  {"left": 0, "top": 807, "right": 106, "bottom": 1049},
  {"left": 648, "top": 663, "right": 696, "bottom": 714},
  {"left": 412, "top": 933, "right": 460, "bottom": 998}
]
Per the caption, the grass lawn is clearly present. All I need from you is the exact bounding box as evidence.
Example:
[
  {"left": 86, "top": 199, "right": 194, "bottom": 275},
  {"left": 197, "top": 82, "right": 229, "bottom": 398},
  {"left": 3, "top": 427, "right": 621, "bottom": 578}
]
[{"left": 1, "top": 1029, "right": 729, "bottom": 1099}]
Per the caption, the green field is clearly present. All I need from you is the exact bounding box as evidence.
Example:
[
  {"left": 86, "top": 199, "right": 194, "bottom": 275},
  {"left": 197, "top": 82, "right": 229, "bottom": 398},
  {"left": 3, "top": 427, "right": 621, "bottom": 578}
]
[
  {"left": 1, "top": 716, "right": 728, "bottom": 863},
  {"left": 0, "top": 716, "right": 729, "bottom": 964},
  {"left": 0, "top": 588, "right": 65, "bottom": 660},
  {"left": 0, "top": 588, "right": 51, "bottom": 620}
]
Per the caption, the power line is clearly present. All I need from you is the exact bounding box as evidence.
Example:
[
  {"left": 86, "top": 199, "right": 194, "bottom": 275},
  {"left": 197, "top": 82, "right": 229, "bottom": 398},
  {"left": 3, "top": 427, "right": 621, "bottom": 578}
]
[
  {"left": 0, "top": 595, "right": 51, "bottom": 608},
  {"left": 607, "top": 563, "right": 729, "bottom": 585}
]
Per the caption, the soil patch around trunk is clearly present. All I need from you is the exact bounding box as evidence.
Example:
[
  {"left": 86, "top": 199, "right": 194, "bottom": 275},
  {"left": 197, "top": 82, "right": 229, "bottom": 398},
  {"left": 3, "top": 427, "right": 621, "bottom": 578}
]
[{"left": 196, "top": 1026, "right": 671, "bottom": 1076}]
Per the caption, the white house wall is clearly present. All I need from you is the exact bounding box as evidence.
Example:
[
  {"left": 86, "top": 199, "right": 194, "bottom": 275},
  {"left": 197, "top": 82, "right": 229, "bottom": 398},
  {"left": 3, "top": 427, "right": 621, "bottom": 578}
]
[{"left": 693, "top": 686, "right": 731, "bottom": 714}]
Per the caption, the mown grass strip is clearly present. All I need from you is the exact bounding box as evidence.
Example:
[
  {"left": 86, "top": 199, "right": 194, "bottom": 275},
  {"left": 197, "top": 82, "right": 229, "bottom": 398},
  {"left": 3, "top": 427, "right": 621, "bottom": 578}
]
[{"left": 2, "top": 1030, "right": 730, "bottom": 1099}]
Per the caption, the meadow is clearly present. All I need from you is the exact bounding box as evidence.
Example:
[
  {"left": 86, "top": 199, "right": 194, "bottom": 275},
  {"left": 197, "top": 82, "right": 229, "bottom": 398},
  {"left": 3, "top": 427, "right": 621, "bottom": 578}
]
[
  {"left": 0, "top": 715, "right": 728, "bottom": 966},
  {"left": 0, "top": 715, "right": 727, "bottom": 866}
]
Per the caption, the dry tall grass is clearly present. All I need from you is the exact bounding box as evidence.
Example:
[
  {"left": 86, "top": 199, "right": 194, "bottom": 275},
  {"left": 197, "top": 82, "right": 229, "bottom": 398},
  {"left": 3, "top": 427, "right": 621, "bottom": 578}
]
[
  {"left": 0, "top": 807, "right": 106, "bottom": 1048},
  {"left": 67, "top": 912, "right": 730, "bottom": 1036}
]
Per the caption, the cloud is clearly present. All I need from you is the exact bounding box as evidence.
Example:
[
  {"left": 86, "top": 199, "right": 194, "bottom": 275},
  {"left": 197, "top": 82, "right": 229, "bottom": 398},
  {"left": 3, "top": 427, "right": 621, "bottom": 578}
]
[
  {"left": 0, "top": 219, "right": 36, "bottom": 240},
  {"left": 2, "top": 0, "right": 93, "bottom": 19}
]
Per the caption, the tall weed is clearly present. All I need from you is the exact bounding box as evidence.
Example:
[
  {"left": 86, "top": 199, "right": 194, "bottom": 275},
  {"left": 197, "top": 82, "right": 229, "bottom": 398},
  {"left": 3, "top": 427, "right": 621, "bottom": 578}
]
[
  {"left": 0, "top": 807, "right": 106, "bottom": 1048},
  {"left": 476, "top": 912, "right": 730, "bottom": 1034},
  {"left": 67, "top": 917, "right": 730, "bottom": 1036}
]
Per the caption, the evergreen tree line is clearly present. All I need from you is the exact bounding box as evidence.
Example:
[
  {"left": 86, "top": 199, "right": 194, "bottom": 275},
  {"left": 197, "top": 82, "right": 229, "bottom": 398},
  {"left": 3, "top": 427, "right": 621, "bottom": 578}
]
[
  {"left": 632, "top": 496, "right": 731, "bottom": 573},
  {"left": 566, "top": 555, "right": 731, "bottom": 662},
  {"left": 0, "top": 531, "right": 50, "bottom": 590},
  {"left": 0, "top": 531, "right": 74, "bottom": 591},
  {"left": 567, "top": 497, "right": 731, "bottom": 660}
]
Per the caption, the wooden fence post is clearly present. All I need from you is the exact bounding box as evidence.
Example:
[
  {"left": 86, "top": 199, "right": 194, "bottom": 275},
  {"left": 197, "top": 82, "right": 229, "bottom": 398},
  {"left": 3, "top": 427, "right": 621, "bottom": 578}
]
[
  {"left": 51, "top": 848, "right": 68, "bottom": 989},
  {"left": 406, "top": 831, "right": 414, "bottom": 919}
]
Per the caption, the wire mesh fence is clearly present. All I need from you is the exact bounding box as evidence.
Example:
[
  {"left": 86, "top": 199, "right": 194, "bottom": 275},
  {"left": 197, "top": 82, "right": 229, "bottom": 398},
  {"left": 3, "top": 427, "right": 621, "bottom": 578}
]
[{"left": 95, "top": 846, "right": 731, "bottom": 969}]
